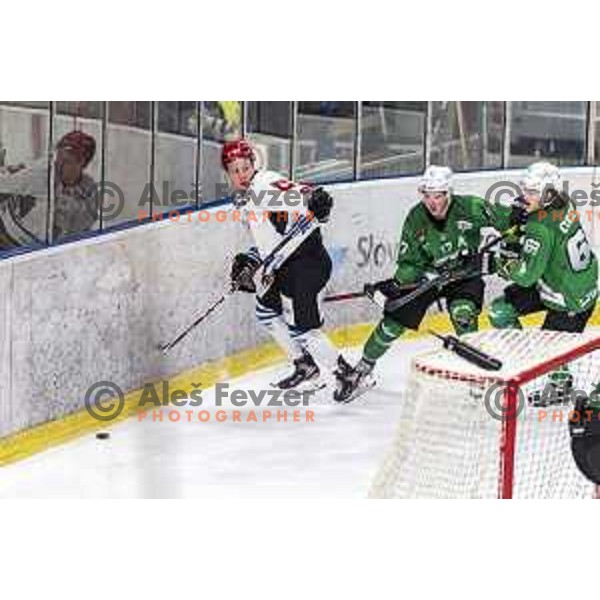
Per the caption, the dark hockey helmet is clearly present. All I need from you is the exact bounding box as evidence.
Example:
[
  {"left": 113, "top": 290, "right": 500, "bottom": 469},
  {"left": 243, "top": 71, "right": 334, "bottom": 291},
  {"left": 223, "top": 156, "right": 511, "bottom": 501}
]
[{"left": 221, "top": 139, "right": 255, "bottom": 170}]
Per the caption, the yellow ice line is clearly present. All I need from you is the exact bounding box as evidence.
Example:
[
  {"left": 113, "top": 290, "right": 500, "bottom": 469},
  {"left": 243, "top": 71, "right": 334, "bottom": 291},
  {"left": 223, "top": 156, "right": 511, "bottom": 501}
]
[{"left": 0, "top": 309, "right": 589, "bottom": 467}]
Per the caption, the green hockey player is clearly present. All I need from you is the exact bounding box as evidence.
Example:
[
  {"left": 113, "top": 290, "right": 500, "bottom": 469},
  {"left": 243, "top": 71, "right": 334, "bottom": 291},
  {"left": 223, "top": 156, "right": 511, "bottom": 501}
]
[
  {"left": 489, "top": 161, "right": 598, "bottom": 406},
  {"left": 490, "top": 161, "right": 597, "bottom": 329},
  {"left": 334, "top": 165, "right": 506, "bottom": 403}
]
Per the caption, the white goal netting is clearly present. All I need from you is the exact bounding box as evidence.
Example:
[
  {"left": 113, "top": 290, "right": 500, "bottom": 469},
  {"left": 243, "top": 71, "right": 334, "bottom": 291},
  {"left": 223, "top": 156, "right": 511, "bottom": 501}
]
[{"left": 370, "top": 328, "right": 600, "bottom": 499}]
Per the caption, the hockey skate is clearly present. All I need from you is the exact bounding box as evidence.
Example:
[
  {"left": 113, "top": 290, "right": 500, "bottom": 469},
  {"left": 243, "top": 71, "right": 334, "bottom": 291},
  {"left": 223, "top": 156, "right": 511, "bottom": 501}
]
[
  {"left": 274, "top": 352, "right": 324, "bottom": 391},
  {"left": 334, "top": 357, "right": 376, "bottom": 404},
  {"left": 335, "top": 354, "right": 353, "bottom": 378}
]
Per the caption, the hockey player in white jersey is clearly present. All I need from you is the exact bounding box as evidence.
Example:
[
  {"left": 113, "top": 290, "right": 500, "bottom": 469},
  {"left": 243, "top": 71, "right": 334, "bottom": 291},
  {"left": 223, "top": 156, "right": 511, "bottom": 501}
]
[{"left": 222, "top": 139, "right": 347, "bottom": 391}]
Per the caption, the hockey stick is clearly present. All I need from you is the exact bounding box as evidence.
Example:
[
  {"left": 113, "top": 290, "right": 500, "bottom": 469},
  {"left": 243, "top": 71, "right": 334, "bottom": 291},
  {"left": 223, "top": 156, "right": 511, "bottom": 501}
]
[
  {"left": 323, "top": 290, "right": 367, "bottom": 303},
  {"left": 159, "top": 215, "right": 320, "bottom": 354},
  {"left": 159, "top": 294, "right": 228, "bottom": 354},
  {"left": 323, "top": 281, "right": 420, "bottom": 304},
  {"left": 385, "top": 224, "right": 519, "bottom": 313},
  {"left": 429, "top": 331, "right": 502, "bottom": 371}
]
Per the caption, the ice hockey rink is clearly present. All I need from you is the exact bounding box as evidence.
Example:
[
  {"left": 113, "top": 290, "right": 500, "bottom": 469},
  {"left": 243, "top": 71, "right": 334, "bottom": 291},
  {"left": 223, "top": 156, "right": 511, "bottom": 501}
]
[
  {"left": 3, "top": 105, "right": 600, "bottom": 503},
  {"left": 0, "top": 338, "right": 434, "bottom": 499}
]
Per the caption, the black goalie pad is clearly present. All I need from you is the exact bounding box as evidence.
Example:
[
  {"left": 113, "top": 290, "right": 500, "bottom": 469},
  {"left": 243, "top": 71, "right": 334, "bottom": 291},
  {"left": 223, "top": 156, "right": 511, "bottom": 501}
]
[
  {"left": 571, "top": 437, "right": 600, "bottom": 485},
  {"left": 570, "top": 404, "right": 600, "bottom": 485}
]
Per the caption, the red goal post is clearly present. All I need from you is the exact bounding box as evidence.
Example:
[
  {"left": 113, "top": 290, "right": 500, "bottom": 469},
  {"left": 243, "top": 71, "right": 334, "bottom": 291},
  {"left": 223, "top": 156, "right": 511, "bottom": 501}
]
[{"left": 369, "top": 329, "right": 600, "bottom": 499}]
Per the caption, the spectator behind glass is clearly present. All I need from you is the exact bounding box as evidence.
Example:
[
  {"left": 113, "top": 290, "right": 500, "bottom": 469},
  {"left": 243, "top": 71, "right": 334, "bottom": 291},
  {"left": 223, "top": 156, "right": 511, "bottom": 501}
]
[{"left": 0, "top": 130, "right": 99, "bottom": 251}]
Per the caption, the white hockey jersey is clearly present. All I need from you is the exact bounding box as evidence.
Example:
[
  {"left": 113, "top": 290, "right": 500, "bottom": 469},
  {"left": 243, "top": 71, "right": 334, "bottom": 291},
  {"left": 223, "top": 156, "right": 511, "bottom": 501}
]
[{"left": 238, "top": 169, "right": 315, "bottom": 261}]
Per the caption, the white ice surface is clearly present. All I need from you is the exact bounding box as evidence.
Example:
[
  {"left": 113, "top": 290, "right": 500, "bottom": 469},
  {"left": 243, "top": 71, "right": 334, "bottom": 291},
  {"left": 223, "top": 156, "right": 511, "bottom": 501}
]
[{"left": 0, "top": 338, "right": 437, "bottom": 498}]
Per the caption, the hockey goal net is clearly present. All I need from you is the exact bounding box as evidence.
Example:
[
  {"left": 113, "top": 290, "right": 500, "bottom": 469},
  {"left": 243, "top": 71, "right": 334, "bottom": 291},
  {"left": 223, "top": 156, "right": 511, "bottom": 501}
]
[{"left": 370, "top": 328, "right": 600, "bottom": 499}]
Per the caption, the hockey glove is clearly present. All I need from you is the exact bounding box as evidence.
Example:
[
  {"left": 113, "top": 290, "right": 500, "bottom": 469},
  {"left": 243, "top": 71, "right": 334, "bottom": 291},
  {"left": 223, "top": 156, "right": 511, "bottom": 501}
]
[
  {"left": 307, "top": 187, "right": 333, "bottom": 223},
  {"left": 364, "top": 278, "right": 405, "bottom": 308},
  {"left": 509, "top": 197, "right": 529, "bottom": 229},
  {"left": 498, "top": 239, "right": 522, "bottom": 261},
  {"left": 456, "top": 249, "right": 484, "bottom": 274},
  {"left": 230, "top": 249, "right": 261, "bottom": 293},
  {"left": 494, "top": 256, "right": 519, "bottom": 280}
]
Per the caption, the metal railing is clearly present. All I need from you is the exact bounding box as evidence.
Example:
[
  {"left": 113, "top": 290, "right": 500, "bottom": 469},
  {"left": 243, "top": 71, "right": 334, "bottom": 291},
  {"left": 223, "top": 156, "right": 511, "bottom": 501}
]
[{"left": 0, "top": 101, "right": 598, "bottom": 260}]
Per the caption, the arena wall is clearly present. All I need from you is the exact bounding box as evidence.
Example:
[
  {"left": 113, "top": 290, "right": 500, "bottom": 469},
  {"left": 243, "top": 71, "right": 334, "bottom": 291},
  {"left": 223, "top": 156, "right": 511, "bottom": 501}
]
[{"left": 1, "top": 167, "right": 599, "bottom": 439}]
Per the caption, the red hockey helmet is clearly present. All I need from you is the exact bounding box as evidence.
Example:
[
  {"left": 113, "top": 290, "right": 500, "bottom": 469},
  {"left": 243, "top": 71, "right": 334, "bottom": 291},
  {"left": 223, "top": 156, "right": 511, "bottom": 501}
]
[
  {"left": 56, "top": 130, "right": 96, "bottom": 168},
  {"left": 221, "top": 139, "right": 255, "bottom": 170}
]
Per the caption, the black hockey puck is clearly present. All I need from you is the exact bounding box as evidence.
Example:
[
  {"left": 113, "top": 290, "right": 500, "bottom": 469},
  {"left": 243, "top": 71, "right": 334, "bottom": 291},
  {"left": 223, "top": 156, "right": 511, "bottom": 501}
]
[{"left": 96, "top": 431, "right": 110, "bottom": 440}]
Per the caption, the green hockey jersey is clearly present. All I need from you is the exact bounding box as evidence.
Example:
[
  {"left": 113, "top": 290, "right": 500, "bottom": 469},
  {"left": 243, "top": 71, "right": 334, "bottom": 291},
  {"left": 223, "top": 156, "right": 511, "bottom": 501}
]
[
  {"left": 508, "top": 203, "right": 598, "bottom": 313},
  {"left": 394, "top": 194, "right": 499, "bottom": 284}
]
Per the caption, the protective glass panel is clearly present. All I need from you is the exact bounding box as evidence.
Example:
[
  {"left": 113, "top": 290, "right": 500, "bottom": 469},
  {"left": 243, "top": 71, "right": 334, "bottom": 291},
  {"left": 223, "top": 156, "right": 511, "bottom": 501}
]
[
  {"left": 296, "top": 102, "right": 356, "bottom": 183},
  {"left": 0, "top": 102, "right": 51, "bottom": 254},
  {"left": 361, "top": 101, "right": 426, "bottom": 178},
  {"left": 201, "top": 101, "right": 242, "bottom": 203},
  {"left": 52, "top": 102, "right": 102, "bottom": 242},
  {"left": 508, "top": 101, "right": 587, "bottom": 167},
  {"left": 591, "top": 102, "right": 600, "bottom": 165},
  {"left": 104, "top": 101, "right": 152, "bottom": 227},
  {"left": 429, "top": 101, "right": 504, "bottom": 171},
  {"left": 154, "top": 102, "right": 198, "bottom": 216},
  {"left": 247, "top": 101, "right": 291, "bottom": 177}
]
